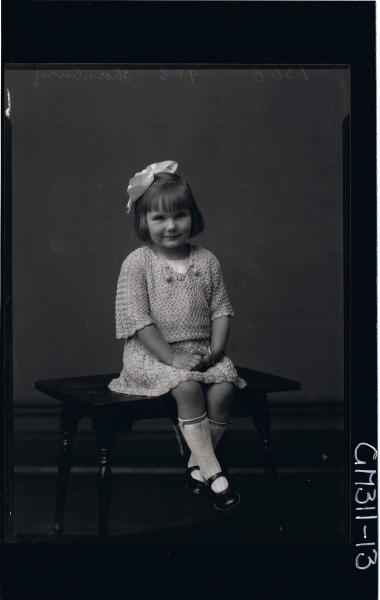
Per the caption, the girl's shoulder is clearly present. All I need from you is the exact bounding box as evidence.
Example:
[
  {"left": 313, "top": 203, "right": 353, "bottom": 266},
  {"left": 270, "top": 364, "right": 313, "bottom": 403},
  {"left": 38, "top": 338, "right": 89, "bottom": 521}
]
[
  {"left": 192, "top": 245, "right": 220, "bottom": 267},
  {"left": 120, "top": 246, "right": 149, "bottom": 271}
]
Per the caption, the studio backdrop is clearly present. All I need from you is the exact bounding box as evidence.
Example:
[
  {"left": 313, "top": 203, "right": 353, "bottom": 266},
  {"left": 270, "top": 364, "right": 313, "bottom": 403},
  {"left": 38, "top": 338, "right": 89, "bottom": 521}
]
[{"left": 6, "top": 67, "right": 349, "bottom": 408}]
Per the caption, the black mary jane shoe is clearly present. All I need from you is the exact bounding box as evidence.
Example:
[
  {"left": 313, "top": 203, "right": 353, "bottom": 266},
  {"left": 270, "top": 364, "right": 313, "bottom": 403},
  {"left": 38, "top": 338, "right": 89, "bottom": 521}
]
[
  {"left": 184, "top": 466, "right": 207, "bottom": 496},
  {"left": 206, "top": 472, "right": 241, "bottom": 511}
]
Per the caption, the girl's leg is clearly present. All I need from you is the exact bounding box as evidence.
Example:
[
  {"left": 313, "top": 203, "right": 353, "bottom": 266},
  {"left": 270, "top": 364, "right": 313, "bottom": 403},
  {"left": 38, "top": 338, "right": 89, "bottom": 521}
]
[
  {"left": 171, "top": 381, "right": 228, "bottom": 493},
  {"left": 206, "top": 382, "right": 235, "bottom": 423},
  {"left": 188, "top": 382, "right": 235, "bottom": 475}
]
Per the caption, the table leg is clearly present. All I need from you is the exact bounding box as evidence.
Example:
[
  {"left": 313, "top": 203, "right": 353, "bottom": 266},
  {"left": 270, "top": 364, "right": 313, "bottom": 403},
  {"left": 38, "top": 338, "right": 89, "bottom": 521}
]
[
  {"left": 53, "top": 404, "right": 82, "bottom": 536},
  {"left": 171, "top": 419, "right": 188, "bottom": 461},
  {"left": 251, "top": 391, "right": 284, "bottom": 532},
  {"left": 94, "top": 425, "right": 115, "bottom": 537}
]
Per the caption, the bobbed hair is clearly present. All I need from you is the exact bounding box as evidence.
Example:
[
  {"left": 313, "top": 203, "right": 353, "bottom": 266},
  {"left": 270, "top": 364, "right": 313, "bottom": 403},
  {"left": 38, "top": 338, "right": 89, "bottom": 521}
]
[{"left": 133, "top": 172, "right": 204, "bottom": 242}]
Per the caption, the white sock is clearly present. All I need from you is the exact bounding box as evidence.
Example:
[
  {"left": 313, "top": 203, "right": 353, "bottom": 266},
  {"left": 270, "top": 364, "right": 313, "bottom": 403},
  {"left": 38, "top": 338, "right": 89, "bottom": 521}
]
[
  {"left": 179, "top": 414, "right": 222, "bottom": 482},
  {"left": 188, "top": 419, "right": 228, "bottom": 479},
  {"left": 209, "top": 418, "right": 229, "bottom": 447},
  {"left": 180, "top": 416, "right": 229, "bottom": 492}
]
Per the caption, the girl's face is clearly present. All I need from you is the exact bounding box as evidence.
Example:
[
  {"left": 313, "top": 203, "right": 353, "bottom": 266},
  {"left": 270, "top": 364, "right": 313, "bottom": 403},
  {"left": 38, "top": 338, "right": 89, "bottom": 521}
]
[{"left": 146, "top": 208, "right": 192, "bottom": 250}]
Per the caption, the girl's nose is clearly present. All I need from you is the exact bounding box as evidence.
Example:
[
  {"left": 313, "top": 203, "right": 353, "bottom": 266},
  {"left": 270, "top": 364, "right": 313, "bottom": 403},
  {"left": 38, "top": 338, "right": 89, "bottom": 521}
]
[{"left": 166, "top": 219, "right": 176, "bottom": 231}]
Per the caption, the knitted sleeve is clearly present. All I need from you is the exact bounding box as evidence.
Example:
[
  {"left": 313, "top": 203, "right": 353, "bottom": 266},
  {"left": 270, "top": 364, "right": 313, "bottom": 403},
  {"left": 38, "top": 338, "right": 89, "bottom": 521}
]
[
  {"left": 115, "top": 250, "right": 153, "bottom": 339},
  {"left": 209, "top": 253, "right": 235, "bottom": 321}
]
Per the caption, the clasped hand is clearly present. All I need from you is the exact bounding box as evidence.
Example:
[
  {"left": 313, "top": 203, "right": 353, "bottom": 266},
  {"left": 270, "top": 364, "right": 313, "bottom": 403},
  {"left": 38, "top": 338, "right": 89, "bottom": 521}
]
[{"left": 171, "top": 351, "right": 213, "bottom": 371}]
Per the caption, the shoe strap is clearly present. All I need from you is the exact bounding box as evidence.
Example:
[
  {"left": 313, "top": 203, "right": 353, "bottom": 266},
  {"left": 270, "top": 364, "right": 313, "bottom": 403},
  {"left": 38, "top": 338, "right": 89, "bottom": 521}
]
[{"left": 206, "top": 471, "right": 224, "bottom": 485}]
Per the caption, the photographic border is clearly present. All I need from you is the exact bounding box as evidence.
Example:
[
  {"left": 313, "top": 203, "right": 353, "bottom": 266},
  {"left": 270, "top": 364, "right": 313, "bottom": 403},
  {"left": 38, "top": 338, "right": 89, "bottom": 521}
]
[{"left": 1, "top": 2, "right": 376, "bottom": 599}]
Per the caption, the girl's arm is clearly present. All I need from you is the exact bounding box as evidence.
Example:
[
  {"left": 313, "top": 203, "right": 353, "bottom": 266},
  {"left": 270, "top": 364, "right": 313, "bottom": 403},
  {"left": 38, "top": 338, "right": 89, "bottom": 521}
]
[
  {"left": 136, "top": 324, "right": 174, "bottom": 364},
  {"left": 202, "top": 252, "right": 234, "bottom": 368},
  {"left": 136, "top": 324, "right": 202, "bottom": 370},
  {"left": 199, "top": 316, "right": 231, "bottom": 370},
  {"left": 210, "top": 315, "right": 231, "bottom": 362}
]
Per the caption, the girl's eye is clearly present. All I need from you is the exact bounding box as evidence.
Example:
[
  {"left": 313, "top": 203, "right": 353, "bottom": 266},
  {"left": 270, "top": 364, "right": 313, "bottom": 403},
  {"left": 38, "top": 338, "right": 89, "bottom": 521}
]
[{"left": 149, "top": 212, "right": 188, "bottom": 221}]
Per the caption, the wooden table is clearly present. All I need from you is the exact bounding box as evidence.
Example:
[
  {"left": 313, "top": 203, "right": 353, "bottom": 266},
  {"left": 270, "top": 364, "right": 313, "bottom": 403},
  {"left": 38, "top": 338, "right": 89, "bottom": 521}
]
[{"left": 35, "top": 367, "right": 300, "bottom": 536}]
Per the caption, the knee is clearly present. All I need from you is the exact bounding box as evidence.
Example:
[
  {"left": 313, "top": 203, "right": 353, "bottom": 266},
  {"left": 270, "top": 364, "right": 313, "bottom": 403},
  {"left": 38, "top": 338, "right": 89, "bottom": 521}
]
[
  {"left": 172, "top": 380, "right": 203, "bottom": 401},
  {"left": 207, "top": 383, "right": 235, "bottom": 419},
  {"left": 171, "top": 381, "right": 205, "bottom": 418},
  {"left": 209, "top": 382, "right": 235, "bottom": 403},
  {"left": 221, "top": 382, "right": 235, "bottom": 397}
]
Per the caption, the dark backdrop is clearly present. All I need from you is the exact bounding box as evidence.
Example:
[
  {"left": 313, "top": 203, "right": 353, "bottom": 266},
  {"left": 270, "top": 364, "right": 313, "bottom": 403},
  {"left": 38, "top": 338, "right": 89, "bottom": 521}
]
[{"left": 7, "top": 67, "right": 349, "bottom": 405}]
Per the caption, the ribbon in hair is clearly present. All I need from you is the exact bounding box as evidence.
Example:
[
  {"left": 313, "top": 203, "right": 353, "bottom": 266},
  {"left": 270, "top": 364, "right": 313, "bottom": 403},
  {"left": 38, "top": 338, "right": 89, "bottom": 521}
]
[{"left": 126, "top": 160, "right": 178, "bottom": 213}]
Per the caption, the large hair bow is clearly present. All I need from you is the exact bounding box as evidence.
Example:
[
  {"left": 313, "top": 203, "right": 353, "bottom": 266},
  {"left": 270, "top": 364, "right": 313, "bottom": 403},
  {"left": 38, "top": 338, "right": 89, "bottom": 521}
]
[{"left": 126, "top": 160, "right": 178, "bottom": 213}]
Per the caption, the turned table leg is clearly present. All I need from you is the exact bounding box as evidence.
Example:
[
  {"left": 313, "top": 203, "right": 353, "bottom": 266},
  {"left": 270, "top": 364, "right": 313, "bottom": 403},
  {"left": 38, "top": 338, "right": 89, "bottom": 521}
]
[
  {"left": 53, "top": 403, "right": 82, "bottom": 536},
  {"left": 251, "top": 390, "right": 284, "bottom": 532},
  {"left": 92, "top": 415, "right": 115, "bottom": 537}
]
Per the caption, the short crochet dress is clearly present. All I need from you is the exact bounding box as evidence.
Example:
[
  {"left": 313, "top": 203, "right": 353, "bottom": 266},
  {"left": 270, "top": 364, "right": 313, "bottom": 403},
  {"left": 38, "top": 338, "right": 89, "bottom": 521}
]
[{"left": 108, "top": 245, "right": 247, "bottom": 396}]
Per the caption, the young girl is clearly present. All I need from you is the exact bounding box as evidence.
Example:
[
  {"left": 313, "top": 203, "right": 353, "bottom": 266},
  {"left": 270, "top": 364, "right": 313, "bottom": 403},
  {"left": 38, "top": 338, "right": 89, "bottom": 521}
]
[{"left": 109, "top": 160, "right": 246, "bottom": 511}]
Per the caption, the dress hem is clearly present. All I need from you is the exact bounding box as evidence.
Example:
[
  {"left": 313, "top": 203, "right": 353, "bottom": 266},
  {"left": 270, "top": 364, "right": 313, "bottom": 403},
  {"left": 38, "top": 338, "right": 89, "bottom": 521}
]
[{"left": 108, "top": 372, "right": 247, "bottom": 398}]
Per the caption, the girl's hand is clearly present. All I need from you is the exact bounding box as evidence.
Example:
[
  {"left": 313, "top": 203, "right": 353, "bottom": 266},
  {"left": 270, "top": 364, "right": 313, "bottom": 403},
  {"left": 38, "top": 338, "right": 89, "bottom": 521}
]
[
  {"left": 198, "top": 350, "right": 224, "bottom": 371},
  {"left": 171, "top": 352, "right": 203, "bottom": 371},
  {"left": 198, "top": 353, "right": 212, "bottom": 371}
]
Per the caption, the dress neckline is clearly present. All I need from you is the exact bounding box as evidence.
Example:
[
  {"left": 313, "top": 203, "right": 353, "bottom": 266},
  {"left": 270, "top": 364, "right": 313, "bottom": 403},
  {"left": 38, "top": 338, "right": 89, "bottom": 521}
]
[{"left": 145, "top": 245, "right": 196, "bottom": 279}]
